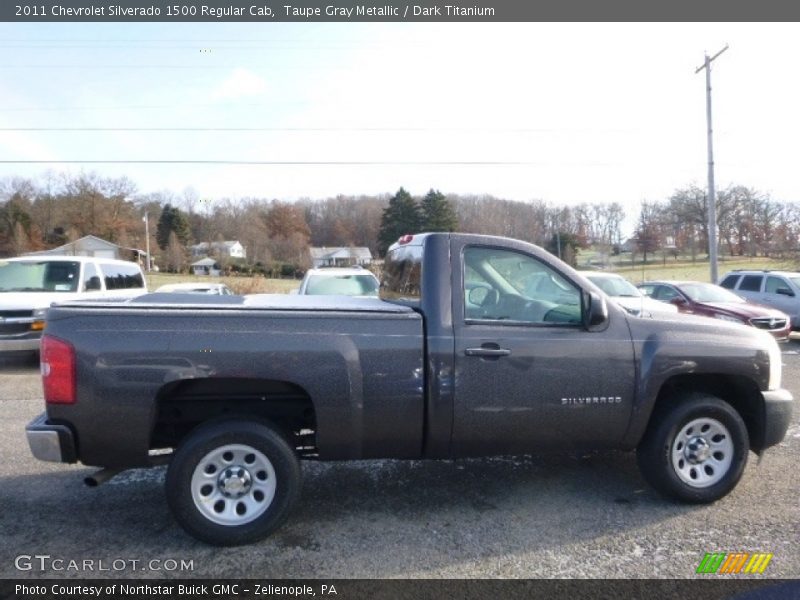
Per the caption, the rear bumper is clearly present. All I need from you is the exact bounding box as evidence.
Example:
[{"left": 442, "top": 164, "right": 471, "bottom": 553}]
[
  {"left": 0, "top": 334, "right": 41, "bottom": 352},
  {"left": 760, "top": 389, "right": 793, "bottom": 450},
  {"left": 26, "top": 413, "right": 77, "bottom": 463}
]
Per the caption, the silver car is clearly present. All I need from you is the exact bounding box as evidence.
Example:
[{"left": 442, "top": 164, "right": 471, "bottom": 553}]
[
  {"left": 719, "top": 270, "right": 800, "bottom": 330},
  {"left": 298, "top": 267, "right": 380, "bottom": 297},
  {"left": 580, "top": 271, "right": 679, "bottom": 318}
]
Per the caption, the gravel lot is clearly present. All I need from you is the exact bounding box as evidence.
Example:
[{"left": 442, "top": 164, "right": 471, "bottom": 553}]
[{"left": 1, "top": 344, "right": 798, "bottom": 580}]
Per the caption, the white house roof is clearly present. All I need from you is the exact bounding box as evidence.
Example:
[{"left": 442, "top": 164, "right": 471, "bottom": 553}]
[
  {"left": 24, "top": 234, "right": 146, "bottom": 256},
  {"left": 309, "top": 247, "right": 372, "bottom": 260},
  {"left": 191, "top": 257, "right": 219, "bottom": 267},
  {"left": 191, "top": 241, "right": 241, "bottom": 251}
]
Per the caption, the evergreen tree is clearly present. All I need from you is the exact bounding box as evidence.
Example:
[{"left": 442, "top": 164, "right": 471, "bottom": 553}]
[
  {"left": 545, "top": 232, "right": 582, "bottom": 267},
  {"left": 420, "top": 189, "right": 458, "bottom": 232},
  {"left": 156, "top": 204, "right": 192, "bottom": 250},
  {"left": 377, "top": 187, "right": 421, "bottom": 255}
]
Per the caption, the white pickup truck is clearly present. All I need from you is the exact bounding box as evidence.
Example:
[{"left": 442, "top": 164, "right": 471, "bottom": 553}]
[{"left": 0, "top": 255, "right": 147, "bottom": 353}]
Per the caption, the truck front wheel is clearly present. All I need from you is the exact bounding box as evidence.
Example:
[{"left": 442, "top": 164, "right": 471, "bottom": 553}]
[
  {"left": 165, "top": 420, "right": 301, "bottom": 545},
  {"left": 636, "top": 393, "right": 749, "bottom": 503}
]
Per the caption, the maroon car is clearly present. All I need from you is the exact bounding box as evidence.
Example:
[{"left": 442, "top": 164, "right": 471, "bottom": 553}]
[{"left": 638, "top": 280, "right": 791, "bottom": 341}]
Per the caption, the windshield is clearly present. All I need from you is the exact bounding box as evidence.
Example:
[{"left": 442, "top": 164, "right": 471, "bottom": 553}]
[
  {"left": 0, "top": 260, "right": 81, "bottom": 293},
  {"left": 680, "top": 283, "right": 745, "bottom": 303},
  {"left": 306, "top": 274, "right": 379, "bottom": 296},
  {"left": 587, "top": 275, "right": 641, "bottom": 297}
]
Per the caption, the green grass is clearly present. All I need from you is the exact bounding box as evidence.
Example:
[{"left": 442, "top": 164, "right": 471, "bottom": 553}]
[
  {"left": 607, "top": 257, "right": 796, "bottom": 284},
  {"left": 144, "top": 255, "right": 794, "bottom": 294},
  {"left": 145, "top": 272, "right": 300, "bottom": 295}
]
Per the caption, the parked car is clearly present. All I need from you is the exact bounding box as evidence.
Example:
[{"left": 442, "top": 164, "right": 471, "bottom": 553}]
[
  {"left": 0, "top": 256, "right": 147, "bottom": 353},
  {"left": 298, "top": 267, "right": 379, "bottom": 296},
  {"left": 719, "top": 270, "right": 800, "bottom": 330},
  {"left": 25, "top": 233, "right": 792, "bottom": 545},
  {"left": 520, "top": 271, "right": 580, "bottom": 306},
  {"left": 580, "top": 272, "right": 679, "bottom": 318},
  {"left": 638, "top": 280, "right": 791, "bottom": 341},
  {"left": 155, "top": 282, "right": 234, "bottom": 295}
]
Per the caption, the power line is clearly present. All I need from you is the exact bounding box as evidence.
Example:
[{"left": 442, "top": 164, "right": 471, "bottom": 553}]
[
  {"left": 0, "top": 44, "right": 398, "bottom": 49},
  {"left": 0, "top": 160, "right": 610, "bottom": 166},
  {"left": 0, "top": 65, "right": 317, "bottom": 69},
  {"left": 0, "top": 38, "right": 401, "bottom": 43},
  {"left": 0, "top": 126, "right": 630, "bottom": 133}
]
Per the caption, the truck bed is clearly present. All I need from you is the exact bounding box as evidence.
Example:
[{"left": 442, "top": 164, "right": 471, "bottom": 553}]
[{"left": 43, "top": 296, "right": 425, "bottom": 467}]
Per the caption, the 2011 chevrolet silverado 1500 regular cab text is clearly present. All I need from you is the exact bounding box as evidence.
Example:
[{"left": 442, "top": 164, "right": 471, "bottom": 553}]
[{"left": 26, "top": 233, "right": 793, "bottom": 545}]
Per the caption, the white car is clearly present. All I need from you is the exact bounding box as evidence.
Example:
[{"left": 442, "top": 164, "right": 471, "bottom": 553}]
[
  {"left": 0, "top": 255, "right": 147, "bottom": 352},
  {"left": 155, "top": 282, "right": 234, "bottom": 295},
  {"left": 298, "top": 267, "right": 380, "bottom": 297},
  {"left": 580, "top": 271, "right": 679, "bottom": 318}
]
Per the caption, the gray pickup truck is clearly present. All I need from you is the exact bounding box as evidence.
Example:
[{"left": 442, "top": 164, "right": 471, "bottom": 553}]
[{"left": 26, "top": 233, "right": 793, "bottom": 546}]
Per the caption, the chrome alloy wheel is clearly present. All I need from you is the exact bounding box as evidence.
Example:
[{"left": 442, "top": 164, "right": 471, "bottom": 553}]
[
  {"left": 671, "top": 417, "right": 734, "bottom": 488},
  {"left": 190, "top": 444, "right": 277, "bottom": 526}
]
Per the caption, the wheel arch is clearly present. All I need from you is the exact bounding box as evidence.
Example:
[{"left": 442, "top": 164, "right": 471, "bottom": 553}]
[
  {"left": 151, "top": 377, "right": 318, "bottom": 458},
  {"left": 648, "top": 373, "right": 767, "bottom": 452}
]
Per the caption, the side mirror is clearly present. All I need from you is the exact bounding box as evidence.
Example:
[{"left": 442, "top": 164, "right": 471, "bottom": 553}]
[
  {"left": 669, "top": 297, "right": 687, "bottom": 306},
  {"left": 776, "top": 287, "right": 794, "bottom": 297},
  {"left": 584, "top": 290, "right": 608, "bottom": 330}
]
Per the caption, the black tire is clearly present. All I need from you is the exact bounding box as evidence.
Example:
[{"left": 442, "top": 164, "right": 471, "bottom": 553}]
[
  {"left": 637, "top": 393, "right": 749, "bottom": 503},
  {"left": 166, "top": 419, "right": 301, "bottom": 546}
]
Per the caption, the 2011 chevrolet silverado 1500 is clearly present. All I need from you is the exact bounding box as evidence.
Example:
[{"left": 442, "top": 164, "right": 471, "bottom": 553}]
[{"left": 26, "top": 233, "right": 793, "bottom": 545}]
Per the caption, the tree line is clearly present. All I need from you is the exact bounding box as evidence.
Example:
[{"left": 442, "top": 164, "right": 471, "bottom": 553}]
[
  {"left": 1, "top": 171, "right": 795, "bottom": 274},
  {"left": 633, "top": 184, "right": 800, "bottom": 262}
]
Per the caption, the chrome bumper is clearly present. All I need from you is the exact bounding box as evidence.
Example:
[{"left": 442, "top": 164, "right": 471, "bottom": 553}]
[{"left": 26, "top": 413, "right": 77, "bottom": 463}]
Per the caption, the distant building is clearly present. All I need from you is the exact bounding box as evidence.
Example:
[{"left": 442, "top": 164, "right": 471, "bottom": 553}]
[
  {"left": 620, "top": 238, "right": 637, "bottom": 253},
  {"left": 24, "top": 234, "right": 147, "bottom": 264},
  {"left": 190, "top": 241, "right": 246, "bottom": 259},
  {"left": 191, "top": 257, "right": 221, "bottom": 276},
  {"left": 309, "top": 247, "right": 373, "bottom": 268}
]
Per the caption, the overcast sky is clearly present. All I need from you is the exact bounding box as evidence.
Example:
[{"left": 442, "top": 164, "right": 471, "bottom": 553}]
[{"left": 1, "top": 22, "right": 798, "bottom": 231}]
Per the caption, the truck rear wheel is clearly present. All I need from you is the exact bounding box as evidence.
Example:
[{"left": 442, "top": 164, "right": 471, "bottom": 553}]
[
  {"left": 166, "top": 420, "right": 301, "bottom": 546},
  {"left": 636, "top": 393, "right": 749, "bottom": 503}
]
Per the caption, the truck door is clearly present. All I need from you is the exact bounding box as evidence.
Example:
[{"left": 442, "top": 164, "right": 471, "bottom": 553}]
[{"left": 451, "top": 242, "right": 636, "bottom": 456}]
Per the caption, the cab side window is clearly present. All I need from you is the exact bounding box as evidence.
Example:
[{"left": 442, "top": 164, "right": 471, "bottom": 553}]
[
  {"left": 739, "top": 275, "right": 763, "bottom": 292},
  {"left": 638, "top": 284, "right": 656, "bottom": 297},
  {"left": 719, "top": 274, "right": 740, "bottom": 290},
  {"left": 766, "top": 276, "right": 793, "bottom": 296},
  {"left": 463, "top": 247, "right": 581, "bottom": 325},
  {"left": 99, "top": 262, "right": 145, "bottom": 290},
  {"left": 655, "top": 286, "right": 680, "bottom": 302}
]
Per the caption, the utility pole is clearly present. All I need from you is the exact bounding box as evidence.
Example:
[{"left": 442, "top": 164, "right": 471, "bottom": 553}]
[
  {"left": 144, "top": 211, "right": 151, "bottom": 271},
  {"left": 552, "top": 214, "right": 562, "bottom": 259},
  {"left": 695, "top": 44, "right": 728, "bottom": 284}
]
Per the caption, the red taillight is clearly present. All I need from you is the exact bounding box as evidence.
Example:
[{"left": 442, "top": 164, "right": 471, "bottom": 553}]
[
  {"left": 398, "top": 234, "right": 414, "bottom": 245},
  {"left": 41, "top": 335, "right": 76, "bottom": 405}
]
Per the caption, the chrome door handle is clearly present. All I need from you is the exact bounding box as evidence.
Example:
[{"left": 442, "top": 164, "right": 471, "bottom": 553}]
[{"left": 465, "top": 347, "right": 511, "bottom": 357}]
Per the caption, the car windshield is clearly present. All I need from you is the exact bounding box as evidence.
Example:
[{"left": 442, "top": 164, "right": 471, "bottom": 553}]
[
  {"left": 587, "top": 275, "right": 641, "bottom": 297},
  {"left": 788, "top": 276, "right": 800, "bottom": 289},
  {"left": 680, "top": 283, "right": 744, "bottom": 303},
  {"left": 0, "top": 260, "right": 81, "bottom": 293},
  {"left": 306, "top": 274, "right": 379, "bottom": 296}
]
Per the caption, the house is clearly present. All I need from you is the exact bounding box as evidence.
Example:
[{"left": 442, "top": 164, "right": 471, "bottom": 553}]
[
  {"left": 24, "top": 234, "right": 148, "bottom": 265},
  {"left": 309, "top": 247, "right": 373, "bottom": 268},
  {"left": 191, "top": 257, "right": 221, "bottom": 276},
  {"left": 190, "top": 240, "right": 246, "bottom": 260},
  {"left": 619, "top": 238, "right": 637, "bottom": 253}
]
